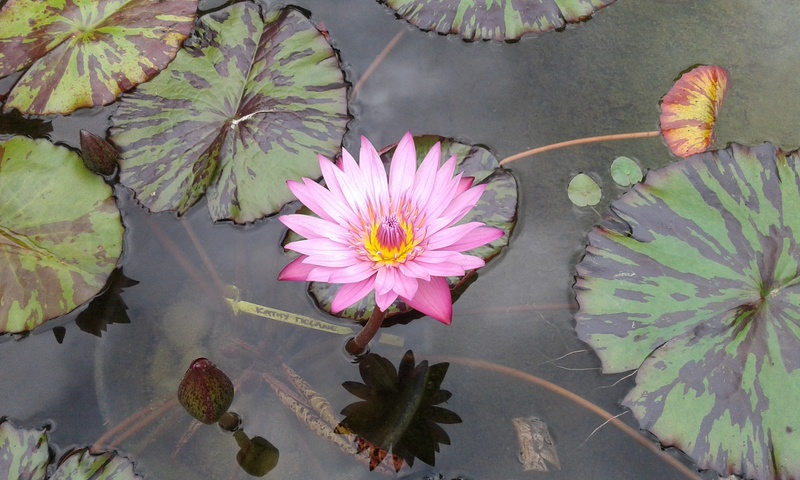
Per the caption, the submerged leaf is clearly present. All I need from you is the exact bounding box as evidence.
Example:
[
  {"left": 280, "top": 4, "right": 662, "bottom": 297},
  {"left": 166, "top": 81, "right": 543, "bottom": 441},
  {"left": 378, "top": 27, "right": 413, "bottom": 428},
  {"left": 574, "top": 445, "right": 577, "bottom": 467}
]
[
  {"left": 0, "top": 136, "right": 124, "bottom": 333},
  {"left": 575, "top": 143, "right": 800, "bottom": 480},
  {"left": 378, "top": 0, "right": 615, "bottom": 41},
  {"left": 110, "top": 3, "right": 349, "bottom": 223},
  {"left": 51, "top": 448, "right": 142, "bottom": 480},
  {"left": 660, "top": 65, "right": 730, "bottom": 158},
  {"left": 0, "top": 0, "right": 197, "bottom": 115},
  {"left": 0, "top": 419, "right": 49, "bottom": 480}
]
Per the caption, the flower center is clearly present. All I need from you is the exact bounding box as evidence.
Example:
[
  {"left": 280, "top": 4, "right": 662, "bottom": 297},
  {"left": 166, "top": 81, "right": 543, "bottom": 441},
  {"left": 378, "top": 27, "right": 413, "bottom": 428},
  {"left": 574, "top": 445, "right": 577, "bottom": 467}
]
[{"left": 363, "top": 213, "right": 420, "bottom": 267}]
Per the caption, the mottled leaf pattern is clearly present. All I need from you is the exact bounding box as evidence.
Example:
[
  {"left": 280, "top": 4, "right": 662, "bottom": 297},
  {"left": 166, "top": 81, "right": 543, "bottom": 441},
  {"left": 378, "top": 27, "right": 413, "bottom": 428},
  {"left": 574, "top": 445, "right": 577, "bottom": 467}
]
[
  {"left": 660, "top": 65, "right": 730, "bottom": 158},
  {"left": 0, "top": 136, "right": 124, "bottom": 333},
  {"left": 311, "top": 136, "right": 517, "bottom": 321},
  {"left": 51, "top": 448, "right": 142, "bottom": 479},
  {"left": 379, "top": 0, "right": 615, "bottom": 41},
  {"left": 575, "top": 143, "right": 800, "bottom": 480},
  {"left": 0, "top": 0, "right": 196, "bottom": 115},
  {"left": 110, "top": 3, "right": 349, "bottom": 224},
  {"left": 0, "top": 420, "right": 49, "bottom": 480}
]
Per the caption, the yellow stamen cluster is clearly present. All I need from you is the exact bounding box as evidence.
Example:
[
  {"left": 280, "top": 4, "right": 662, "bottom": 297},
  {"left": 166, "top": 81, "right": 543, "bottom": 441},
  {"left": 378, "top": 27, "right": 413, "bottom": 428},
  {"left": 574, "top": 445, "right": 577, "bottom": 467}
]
[{"left": 362, "top": 213, "right": 420, "bottom": 267}]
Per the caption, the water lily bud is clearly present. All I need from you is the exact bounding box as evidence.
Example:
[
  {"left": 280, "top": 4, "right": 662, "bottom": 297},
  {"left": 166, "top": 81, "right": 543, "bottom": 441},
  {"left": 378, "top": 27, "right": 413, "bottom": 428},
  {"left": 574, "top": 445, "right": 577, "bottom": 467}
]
[
  {"left": 177, "top": 358, "right": 234, "bottom": 424},
  {"left": 79, "top": 130, "right": 119, "bottom": 177},
  {"left": 234, "top": 432, "right": 280, "bottom": 477}
]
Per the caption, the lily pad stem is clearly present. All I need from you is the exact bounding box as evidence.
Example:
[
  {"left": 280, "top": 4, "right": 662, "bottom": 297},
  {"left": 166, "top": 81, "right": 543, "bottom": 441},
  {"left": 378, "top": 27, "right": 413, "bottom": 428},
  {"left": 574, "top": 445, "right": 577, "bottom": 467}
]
[
  {"left": 346, "top": 308, "right": 386, "bottom": 357},
  {"left": 499, "top": 131, "right": 660, "bottom": 166}
]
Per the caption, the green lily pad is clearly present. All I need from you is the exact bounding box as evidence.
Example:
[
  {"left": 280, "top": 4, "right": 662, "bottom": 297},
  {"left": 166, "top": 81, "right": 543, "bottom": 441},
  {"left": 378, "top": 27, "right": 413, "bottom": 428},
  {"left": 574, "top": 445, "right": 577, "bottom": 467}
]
[
  {"left": 0, "top": 419, "right": 141, "bottom": 480},
  {"left": 0, "top": 419, "right": 49, "bottom": 480},
  {"left": 378, "top": 0, "right": 615, "bottom": 41},
  {"left": 567, "top": 173, "right": 601, "bottom": 206},
  {"left": 609, "top": 156, "right": 643, "bottom": 186},
  {"left": 310, "top": 136, "right": 517, "bottom": 321},
  {"left": 0, "top": 136, "right": 123, "bottom": 333},
  {"left": 110, "top": 3, "right": 349, "bottom": 224},
  {"left": 50, "top": 449, "right": 141, "bottom": 480},
  {"left": 575, "top": 143, "right": 800, "bottom": 480},
  {"left": 0, "top": 0, "right": 197, "bottom": 115}
]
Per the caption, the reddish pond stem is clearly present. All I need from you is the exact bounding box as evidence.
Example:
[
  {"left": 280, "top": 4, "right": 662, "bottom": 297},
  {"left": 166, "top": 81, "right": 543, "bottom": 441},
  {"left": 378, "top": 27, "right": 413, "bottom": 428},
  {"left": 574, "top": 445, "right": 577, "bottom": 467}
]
[{"left": 499, "top": 131, "right": 661, "bottom": 166}]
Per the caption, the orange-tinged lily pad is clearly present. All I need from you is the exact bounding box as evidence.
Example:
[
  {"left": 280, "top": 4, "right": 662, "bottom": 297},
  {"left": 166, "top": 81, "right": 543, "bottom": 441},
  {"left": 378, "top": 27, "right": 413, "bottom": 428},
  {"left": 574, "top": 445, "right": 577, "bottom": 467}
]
[{"left": 659, "top": 65, "right": 730, "bottom": 158}]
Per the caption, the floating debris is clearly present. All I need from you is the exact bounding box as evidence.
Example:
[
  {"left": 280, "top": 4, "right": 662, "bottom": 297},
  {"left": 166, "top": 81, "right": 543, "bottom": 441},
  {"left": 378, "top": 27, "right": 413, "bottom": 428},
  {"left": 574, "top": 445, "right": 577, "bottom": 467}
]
[{"left": 512, "top": 417, "right": 560, "bottom": 472}]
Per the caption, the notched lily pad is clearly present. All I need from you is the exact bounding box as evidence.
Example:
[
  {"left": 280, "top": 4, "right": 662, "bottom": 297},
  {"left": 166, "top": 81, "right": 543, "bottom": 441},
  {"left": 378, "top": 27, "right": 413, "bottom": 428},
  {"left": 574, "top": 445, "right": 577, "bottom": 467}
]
[
  {"left": 575, "top": 143, "right": 800, "bottom": 480},
  {"left": 378, "top": 0, "right": 615, "bottom": 41},
  {"left": 0, "top": 418, "right": 141, "bottom": 479},
  {"left": 0, "top": 0, "right": 197, "bottom": 115},
  {"left": 0, "top": 419, "right": 50, "bottom": 480},
  {"left": 50, "top": 448, "right": 141, "bottom": 480},
  {"left": 309, "top": 136, "right": 517, "bottom": 321},
  {"left": 110, "top": 2, "right": 349, "bottom": 224},
  {"left": 0, "top": 136, "right": 124, "bottom": 333}
]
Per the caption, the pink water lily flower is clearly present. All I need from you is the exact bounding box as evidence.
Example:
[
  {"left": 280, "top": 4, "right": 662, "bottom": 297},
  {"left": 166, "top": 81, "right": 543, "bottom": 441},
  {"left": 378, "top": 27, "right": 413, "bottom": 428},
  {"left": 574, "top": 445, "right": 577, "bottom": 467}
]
[{"left": 278, "top": 132, "right": 504, "bottom": 325}]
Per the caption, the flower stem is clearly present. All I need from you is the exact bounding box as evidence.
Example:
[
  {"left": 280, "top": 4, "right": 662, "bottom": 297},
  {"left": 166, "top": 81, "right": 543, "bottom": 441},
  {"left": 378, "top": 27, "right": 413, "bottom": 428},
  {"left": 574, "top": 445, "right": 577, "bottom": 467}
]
[
  {"left": 346, "top": 308, "right": 386, "bottom": 356},
  {"left": 499, "top": 131, "right": 660, "bottom": 166}
]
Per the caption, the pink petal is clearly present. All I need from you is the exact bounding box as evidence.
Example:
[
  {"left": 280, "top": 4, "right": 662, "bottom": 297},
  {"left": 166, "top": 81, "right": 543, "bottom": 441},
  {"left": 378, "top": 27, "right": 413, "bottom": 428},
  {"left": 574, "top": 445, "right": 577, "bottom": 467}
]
[
  {"left": 328, "top": 262, "right": 376, "bottom": 283},
  {"left": 446, "top": 226, "right": 504, "bottom": 252},
  {"left": 426, "top": 222, "right": 485, "bottom": 250},
  {"left": 409, "top": 258, "right": 466, "bottom": 277},
  {"left": 456, "top": 176, "right": 474, "bottom": 195},
  {"left": 304, "top": 252, "right": 360, "bottom": 268},
  {"left": 278, "top": 256, "right": 316, "bottom": 281},
  {"left": 427, "top": 223, "right": 504, "bottom": 252},
  {"left": 289, "top": 178, "right": 357, "bottom": 226},
  {"left": 402, "top": 276, "right": 452, "bottom": 325},
  {"left": 389, "top": 132, "right": 417, "bottom": 196},
  {"left": 284, "top": 238, "right": 352, "bottom": 257},
  {"left": 411, "top": 141, "right": 441, "bottom": 204},
  {"left": 375, "top": 289, "right": 400, "bottom": 312},
  {"left": 280, "top": 214, "right": 349, "bottom": 242},
  {"left": 286, "top": 179, "right": 334, "bottom": 223},
  {"left": 331, "top": 277, "right": 376, "bottom": 312},
  {"left": 374, "top": 267, "right": 396, "bottom": 296},
  {"left": 392, "top": 270, "right": 419, "bottom": 300},
  {"left": 398, "top": 261, "right": 432, "bottom": 281},
  {"left": 358, "top": 136, "right": 389, "bottom": 207}
]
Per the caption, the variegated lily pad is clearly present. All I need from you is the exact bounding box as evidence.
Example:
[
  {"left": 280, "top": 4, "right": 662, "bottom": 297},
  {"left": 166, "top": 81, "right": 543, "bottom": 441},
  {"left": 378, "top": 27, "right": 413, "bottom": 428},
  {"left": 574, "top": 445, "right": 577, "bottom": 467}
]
[
  {"left": 378, "top": 0, "right": 615, "bottom": 41},
  {"left": 0, "top": 0, "right": 197, "bottom": 115},
  {"left": 0, "top": 419, "right": 141, "bottom": 480},
  {"left": 110, "top": 2, "right": 349, "bottom": 224},
  {"left": 310, "top": 136, "right": 517, "bottom": 321},
  {"left": 0, "top": 136, "right": 123, "bottom": 333},
  {"left": 575, "top": 143, "right": 800, "bottom": 480},
  {"left": 660, "top": 65, "right": 730, "bottom": 158}
]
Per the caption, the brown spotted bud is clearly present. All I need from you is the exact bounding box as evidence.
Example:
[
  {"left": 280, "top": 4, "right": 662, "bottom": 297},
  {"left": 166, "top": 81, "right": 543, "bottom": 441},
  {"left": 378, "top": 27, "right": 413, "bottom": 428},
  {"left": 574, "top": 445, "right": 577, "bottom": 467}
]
[{"left": 177, "top": 358, "right": 234, "bottom": 424}]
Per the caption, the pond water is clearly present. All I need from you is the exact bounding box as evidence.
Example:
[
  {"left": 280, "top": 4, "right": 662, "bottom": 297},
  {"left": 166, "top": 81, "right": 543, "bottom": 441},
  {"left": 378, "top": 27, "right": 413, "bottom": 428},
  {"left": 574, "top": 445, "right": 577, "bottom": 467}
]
[{"left": 3, "top": 1, "right": 800, "bottom": 479}]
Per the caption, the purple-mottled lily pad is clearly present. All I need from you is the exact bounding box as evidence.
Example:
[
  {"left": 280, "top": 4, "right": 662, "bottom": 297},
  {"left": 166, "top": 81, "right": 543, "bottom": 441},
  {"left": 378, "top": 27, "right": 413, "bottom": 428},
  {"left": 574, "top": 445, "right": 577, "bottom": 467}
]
[
  {"left": 0, "top": 419, "right": 49, "bottom": 480},
  {"left": 0, "top": 0, "right": 197, "bottom": 115},
  {"left": 574, "top": 143, "right": 800, "bottom": 480},
  {"left": 378, "top": 0, "right": 615, "bottom": 41},
  {"left": 0, "top": 419, "right": 141, "bottom": 479},
  {"left": 310, "top": 136, "right": 517, "bottom": 321},
  {"left": 0, "top": 136, "right": 124, "bottom": 333},
  {"left": 110, "top": 2, "right": 349, "bottom": 224},
  {"left": 50, "top": 448, "right": 142, "bottom": 480}
]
